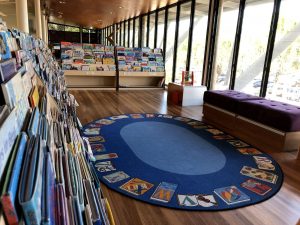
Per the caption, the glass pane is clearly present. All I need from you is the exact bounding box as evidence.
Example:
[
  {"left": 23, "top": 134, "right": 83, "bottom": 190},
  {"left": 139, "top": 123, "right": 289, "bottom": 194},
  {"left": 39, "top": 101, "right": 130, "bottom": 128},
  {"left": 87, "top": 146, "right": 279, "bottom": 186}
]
[
  {"left": 165, "top": 6, "right": 177, "bottom": 85},
  {"left": 48, "top": 23, "right": 65, "bottom": 31},
  {"left": 266, "top": 0, "right": 300, "bottom": 106},
  {"left": 134, "top": 18, "right": 140, "bottom": 47},
  {"left": 142, "top": 16, "right": 148, "bottom": 47},
  {"left": 129, "top": 20, "right": 134, "bottom": 47},
  {"left": 213, "top": 1, "right": 240, "bottom": 90},
  {"left": 190, "top": 0, "right": 209, "bottom": 85},
  {"left": 175, "top": 2, "right": 191, "bottom": 83},
  {"left": 157, "top": 10, "right": 166, "bottom": 49},
  {"left": 149, "top": 13, "right": 156, "bottom": 48},
  {"left": 120, "top": 23, "right": 123, "bottom": 46},
  {"left": 235, "top": 0, "right": 274, "bottom": 96}
]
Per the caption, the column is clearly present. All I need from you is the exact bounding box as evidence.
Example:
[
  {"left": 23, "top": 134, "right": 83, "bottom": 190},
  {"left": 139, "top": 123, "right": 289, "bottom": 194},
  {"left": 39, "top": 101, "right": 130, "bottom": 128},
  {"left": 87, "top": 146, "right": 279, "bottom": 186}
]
[
  {"left": 41, "top": 13, "right": 46, "bottom": 41},
  {"left": 34, "top": 0, "right": 42, "bottom": 38},
  {"left": 16, "top": 0, "right": 29, "bottom": 33}
]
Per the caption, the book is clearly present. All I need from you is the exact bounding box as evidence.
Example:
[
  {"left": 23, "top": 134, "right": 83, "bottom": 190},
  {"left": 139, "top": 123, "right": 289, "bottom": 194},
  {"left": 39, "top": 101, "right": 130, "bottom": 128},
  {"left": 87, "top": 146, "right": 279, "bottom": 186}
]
[
  {"left": 241, "top": 179, "right": 272, "bottom": 196},
  {"left": 1, "top": 132, "right": 27, "bottom": 224},
  {"left": 240, "top": 166, "right": 278, "bottom": 184},
  {"left": 214, "top": 186, "right": 250, "bottom": 205},
  {"left": 0, "top": 105, "right": 9, "bottom": 126},
  {"left": 28, "top": 85, "right": 40, "bottom": 108},
  {"left": 0, "top": 58, "right": 16, "bottom": 83},
  {"left": 253, "top": 156, "right": 275, "bottom": 171},
  {"left": 120, "top": 178, "right": 153, "bottom": 196},
  {"left": 150, "top": 182, "right": 177, "bottom": 203},
  {"left": 0, "top": 107, "right": 18, "bottom": 178},
  {"left": 0, "top": 31, "right": 12, "bottom": 60},
  {"left": 103, "top": 171, "right": 130, "bottom": 183}
]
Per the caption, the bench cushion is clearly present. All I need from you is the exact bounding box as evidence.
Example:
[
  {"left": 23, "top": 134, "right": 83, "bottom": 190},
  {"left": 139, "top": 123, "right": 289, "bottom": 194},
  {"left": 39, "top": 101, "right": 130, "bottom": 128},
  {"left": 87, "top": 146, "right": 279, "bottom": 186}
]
[
  {"left": 204, "top": 90, "right": 261, "bottom": 113},
  {"left": 237, "top": 99, "right": 300, "bottom": 132}
]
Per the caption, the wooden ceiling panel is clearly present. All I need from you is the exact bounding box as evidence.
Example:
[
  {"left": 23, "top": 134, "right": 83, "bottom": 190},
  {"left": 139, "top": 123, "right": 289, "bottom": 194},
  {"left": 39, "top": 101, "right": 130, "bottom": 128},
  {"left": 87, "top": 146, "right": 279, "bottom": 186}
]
[{"left": 46, "top": 0, "right": 180, "bottom": 28}]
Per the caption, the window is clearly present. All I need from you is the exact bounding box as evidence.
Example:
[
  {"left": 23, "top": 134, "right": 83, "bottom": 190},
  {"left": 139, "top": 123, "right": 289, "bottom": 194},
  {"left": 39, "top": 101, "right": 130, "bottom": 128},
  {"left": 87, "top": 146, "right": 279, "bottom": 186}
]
[
  {"left": 190, "top": 0, "right": 209, "bottom": 85},
  {"left": 165, "top": 6, "right": 177, "bottom": 84},
  {"left": 119, "top": 23, "right": 123, "bottom": 46},
  {"left": 157, "top": 10, "right": 166, "bottom": 50},
  {"left": 175, "top": 2, "right": 192, "bottom": 83},
  {"left": 266, "top": 0, "right": 300, "bottom": 106},
  {"left": 48, "top": 23, "right": 65, "bottom": 31},
  {"left": 142, "top": 16, "right": 148, "bottom": 47},
  {"left": 134, "top": 17, "right": 140, "bottom": 47},
  {"left": 213, "top": 1, "right": 240, "bottom": 90},
  {"left": 234, "top": 0, "right": 274, "bottom": 96},
  {"left": 149, "top": 13, "right": 156, "bottom": 48},
  {"left": 129, "top": 20, "right": 134, "bottom": 47}
]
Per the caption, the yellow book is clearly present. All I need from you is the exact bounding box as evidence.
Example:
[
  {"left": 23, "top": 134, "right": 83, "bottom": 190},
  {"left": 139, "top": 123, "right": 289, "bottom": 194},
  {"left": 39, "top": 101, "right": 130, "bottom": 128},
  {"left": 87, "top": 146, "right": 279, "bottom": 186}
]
[{"left": 29, "top": 86, "right": 40, "bottom": 108}]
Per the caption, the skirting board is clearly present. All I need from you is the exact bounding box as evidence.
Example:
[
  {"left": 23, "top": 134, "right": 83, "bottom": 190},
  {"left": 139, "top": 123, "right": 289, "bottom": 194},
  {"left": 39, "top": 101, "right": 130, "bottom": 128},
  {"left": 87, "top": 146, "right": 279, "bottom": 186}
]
[{"left": 203, "top": 103, "right": 300, "bottom": 153}]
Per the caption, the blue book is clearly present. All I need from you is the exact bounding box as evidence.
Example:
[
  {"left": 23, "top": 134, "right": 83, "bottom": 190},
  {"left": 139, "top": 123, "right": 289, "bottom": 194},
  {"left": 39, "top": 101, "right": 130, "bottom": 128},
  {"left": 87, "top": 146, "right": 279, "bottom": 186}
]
[
  {"left": 214, "top": 185, "right": 250, "bottom": 205},
  {"left": 41, "top": 152, "right": 55, "bottom": 225},
  {"left": 0, "top": 31, "right": 12, "bottom": 60},
  {"left": 27, "top": 107, "right": 40, "bottom": 137},
  {"left": 1, "top": 132, "right": 27, "bottom": 224},
  {"left": 0, "top": 58, "right": 16, "bottom": 83},
  {"left": 19, "top": 135, "right": 44, "bottom": 225}
]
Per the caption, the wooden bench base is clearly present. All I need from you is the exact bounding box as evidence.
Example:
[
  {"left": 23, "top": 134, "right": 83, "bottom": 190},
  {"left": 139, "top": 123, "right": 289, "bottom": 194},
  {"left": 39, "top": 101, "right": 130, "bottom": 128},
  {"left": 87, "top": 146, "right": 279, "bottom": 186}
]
[{"left": 203, "top": 103, "right": 300, "bottom": 154}]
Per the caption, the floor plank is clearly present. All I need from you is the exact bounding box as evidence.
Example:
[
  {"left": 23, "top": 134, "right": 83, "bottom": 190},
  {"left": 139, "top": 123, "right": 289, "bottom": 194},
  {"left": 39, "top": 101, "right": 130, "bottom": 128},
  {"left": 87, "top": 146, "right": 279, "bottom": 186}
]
[{"left": 70, "top": 90, "right": 300, "bottom": 225}]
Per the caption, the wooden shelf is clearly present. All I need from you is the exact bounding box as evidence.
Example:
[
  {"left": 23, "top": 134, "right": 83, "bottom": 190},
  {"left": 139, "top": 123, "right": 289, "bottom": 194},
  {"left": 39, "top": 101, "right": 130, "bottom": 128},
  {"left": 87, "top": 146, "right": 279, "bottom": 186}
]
[
  {"left": 64, "top": 70, "right": 116, "bottom": 77},
  {"left": 119, "top": 71, "right": 165, "bottom": 77}
]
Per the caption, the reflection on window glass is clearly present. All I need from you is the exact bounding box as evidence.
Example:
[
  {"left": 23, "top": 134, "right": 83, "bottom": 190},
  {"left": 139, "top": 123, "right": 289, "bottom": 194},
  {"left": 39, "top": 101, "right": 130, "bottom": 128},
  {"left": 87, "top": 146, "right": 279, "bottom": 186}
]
[
  {"left": 129, "top": 20, "right": 134, "bottom": 47},
  {"left": 134, "top": 18, "right": 140, "bottom": 47},
  {"left": 235, "top": 0, "right": 273, "bottom": 96},
  {"left": 266, "top": 0, "right": 300, "bottom": 106},
  {"left": 175, "top": 2, "right": 191, "bottom": 83},
  {"left": 157, "top": 10, "right": 166, "bottom": 49},
  {"left": 124, "top": 22, "right": 128, "bottom": 47},
  {"left": 165, "top": 7, "right": 177, "bottom": 85},
  {"left": 149, "top": 13, "right": 156, "bottom": 48},
  {"left": 213, "top": 2, "right": 239, "bottom": 90},
  {"left": 190, "top": 0, "right": 209, "bottom": 85},
  {"left": 48, "top": 24, "right": 65, "bottom": 31},
  {"left": 142, "top": 16, "right": 148, "bottom": 47}
]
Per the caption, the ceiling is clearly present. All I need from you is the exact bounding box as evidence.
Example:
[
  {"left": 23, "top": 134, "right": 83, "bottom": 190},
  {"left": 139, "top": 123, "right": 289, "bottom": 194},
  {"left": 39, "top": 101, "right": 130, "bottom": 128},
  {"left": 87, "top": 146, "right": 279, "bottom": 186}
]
[
  {"left": 45, "top": 0, "right": 264, "bottom": 29},
  {"left": 45, "top": 0, "right": 181, "bottom": 28}
]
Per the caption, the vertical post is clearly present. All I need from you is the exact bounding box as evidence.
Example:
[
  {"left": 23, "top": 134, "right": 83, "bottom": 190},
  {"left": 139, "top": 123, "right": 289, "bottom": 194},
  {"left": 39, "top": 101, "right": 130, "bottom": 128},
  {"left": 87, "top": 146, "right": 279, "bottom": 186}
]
[
  {"left": 80, "top": 26, "right": 83, "bottom": 44},
  {"left": 186, "top": 0, "right": 196, "bottom": 72},
  {"left": 123, "top": 21, "right": 126, "bottom": 46},
  {"left": 139, "top": 16, "right": 143, "bottom": 47},
  {"left": 146, "top": 12, "right": 150, "bottom": 47},
  {"left": 163, "top": 7, "right": 168, "bottom": 62},
  {"left": 128, "top": 20, "right": 130, "bottom": 47},
  {"left": 41, "top": 12, "right": 46, "bottom": 41},
  {"left": 133, "top": 18, "right": 136, "bottom": 47},
  {"left": 172, "top": 3, "right": 181, "bottom": 83},
  {"left": 229, "top": 0, "right": 246, "bottom": 90},
  {"left": 16, "top": 0, "right": 29, "bottom": 33},
  {"left": 34, "top": 0, "right": 42, "bottom": 38}
]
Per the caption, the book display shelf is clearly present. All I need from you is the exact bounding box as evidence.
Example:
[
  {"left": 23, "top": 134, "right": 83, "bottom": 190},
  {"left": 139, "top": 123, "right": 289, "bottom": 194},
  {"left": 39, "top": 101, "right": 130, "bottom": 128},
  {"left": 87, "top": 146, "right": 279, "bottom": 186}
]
[
  {"left": 0, "top": 19, "right": 114, "bottom": 225},
  {"left": 60, "top": 43, "right": 166, "bottom": 90}
]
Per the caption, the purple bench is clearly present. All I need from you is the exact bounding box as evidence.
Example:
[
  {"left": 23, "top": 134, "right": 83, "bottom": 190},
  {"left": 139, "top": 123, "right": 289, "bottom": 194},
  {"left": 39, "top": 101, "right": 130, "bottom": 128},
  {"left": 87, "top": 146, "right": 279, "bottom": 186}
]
[{"left": 203, "top": 90, "right": 300, "bottom": 153}]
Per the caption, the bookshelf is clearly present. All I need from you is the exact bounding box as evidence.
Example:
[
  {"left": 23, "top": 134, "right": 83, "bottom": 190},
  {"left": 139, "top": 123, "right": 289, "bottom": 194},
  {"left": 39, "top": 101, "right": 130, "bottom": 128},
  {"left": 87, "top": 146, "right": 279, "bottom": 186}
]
[{"left": 119, "top": 71, "right": 165, "bottom": 89}]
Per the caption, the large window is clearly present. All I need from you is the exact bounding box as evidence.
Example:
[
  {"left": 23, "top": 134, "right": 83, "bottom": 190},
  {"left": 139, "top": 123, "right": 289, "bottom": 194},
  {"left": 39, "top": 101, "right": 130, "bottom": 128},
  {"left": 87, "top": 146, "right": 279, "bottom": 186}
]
[
  {"left": 266, "top": 0, "right": 300, "bottom": 105},
  {"left": 134, "top": 18, "right": 140, "bottom": 47},
  {"left": 129, "top": 20, "right": 134, "bottom": 47},
  {"left": 213, "top": 2, "right": 240, "bottom": 90},
  {"left": 142, "top": 16, "right": 148, "bottom": 47},
  {"left": 157, "top": 10, "right": 166, "bottom": 50},
  {"left": 175, "top": 2, "right": 192, "bottom": 82},
  {"left": 234, "top": 0, "right": 274, "bottom": 96},
  {"left": 149, "top": 13, "right": 156, "bottom": 48},
  {"left": 165, "top": 6, "right": 177, "bottom": 84},
  {"left": 190, "top": 0, "right": 209, "bottom": 85}
]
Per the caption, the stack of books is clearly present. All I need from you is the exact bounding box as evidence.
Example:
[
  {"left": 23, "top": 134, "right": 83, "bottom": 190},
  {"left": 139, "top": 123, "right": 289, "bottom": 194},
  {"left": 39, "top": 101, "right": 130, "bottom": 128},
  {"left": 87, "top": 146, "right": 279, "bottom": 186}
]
[
  {"left": 61, "top": 42, "right": 116, "bottom": 72},
  {"left": 116, "top": 47, "right": 165, "bottom": 72},
  {"left": 0, "top": 18, "right": 114, "bottom": 225}
]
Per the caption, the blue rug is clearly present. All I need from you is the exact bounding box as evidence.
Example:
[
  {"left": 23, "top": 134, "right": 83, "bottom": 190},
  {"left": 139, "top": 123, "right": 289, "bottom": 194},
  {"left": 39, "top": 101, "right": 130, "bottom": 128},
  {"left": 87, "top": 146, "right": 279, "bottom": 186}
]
[{"left": 82, "top": 114, "right": 284, "bottom": 210}]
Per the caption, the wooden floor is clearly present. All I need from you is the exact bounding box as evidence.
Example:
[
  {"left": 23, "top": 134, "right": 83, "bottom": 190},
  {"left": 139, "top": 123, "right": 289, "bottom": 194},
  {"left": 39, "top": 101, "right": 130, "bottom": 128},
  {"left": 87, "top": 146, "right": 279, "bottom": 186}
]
[{"left": 71, "top": 90, "right": 300, "bottom": 225}]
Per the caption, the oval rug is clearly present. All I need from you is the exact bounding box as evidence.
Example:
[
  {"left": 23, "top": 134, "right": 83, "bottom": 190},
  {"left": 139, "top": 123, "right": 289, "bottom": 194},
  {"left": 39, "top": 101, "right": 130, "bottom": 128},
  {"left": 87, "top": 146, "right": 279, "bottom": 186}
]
[{"left": 82, "top": 113, "right": 284, "bottom": 210}]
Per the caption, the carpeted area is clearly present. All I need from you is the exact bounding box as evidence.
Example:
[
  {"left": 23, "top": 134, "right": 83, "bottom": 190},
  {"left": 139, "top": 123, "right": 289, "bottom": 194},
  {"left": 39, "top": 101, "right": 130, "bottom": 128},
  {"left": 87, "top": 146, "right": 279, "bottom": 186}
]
[{"left": 82, "top": 114, "right": 284, "bottom": 210}]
